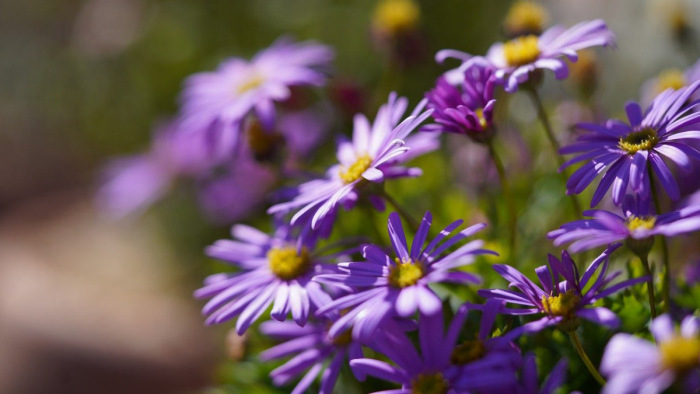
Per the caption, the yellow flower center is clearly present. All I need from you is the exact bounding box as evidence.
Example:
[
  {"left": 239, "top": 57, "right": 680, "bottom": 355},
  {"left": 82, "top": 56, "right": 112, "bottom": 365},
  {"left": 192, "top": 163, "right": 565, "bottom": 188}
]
[
  {"left": 373, "top": 0, "right": 420, "bottom": 35},
  {"left": 503, "top": 35, "right": 541, "bottom": 67},
  {"left": 656, "top": 68, "right": 686, "bottom": 93},
  {"left": 332, "top": 329, "right": 353, "bottom": 347},
  {"left": 541, "top": 290, "right": 580, "bottom": 317},
  {"left": 339, "top": 154, "right": 373, "bottom": 184},
  {"left": 246, "top": 120, "right": 283, "bottom": 160},
  {"left": 268, "top": 247, "right": 311, "bottom": 281},
  {"left": 503, "top": 0, "right": 548, "bottom": 36},
  {"left": 618, "top": 127, "right": 659, "bottom": 154},
  {"left": 388, "top": 258, "right": 424, "bottom": 288},
  {"left": 660, "top": 336, "right": 700, "bottom": 373},
  {"left": 411, "top": 372, "right": 449, "bottom": 394},
  {"left": 236, "top": 74, "right": 265, "bottom": 95},
  {"left": 475, "top": 108, "right": 488, "bottom": 129},
  {"left": 451, "top": 339, "right": 486, "bottom": 365},
  {"left": 626, "top": 216, "right": 657, "bottom": 232}
]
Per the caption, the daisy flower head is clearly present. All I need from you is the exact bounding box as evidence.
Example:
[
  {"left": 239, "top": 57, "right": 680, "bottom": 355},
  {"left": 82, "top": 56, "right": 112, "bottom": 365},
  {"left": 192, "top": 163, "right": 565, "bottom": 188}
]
[
  {"left": 268, "top": 93, "right": 437, "bottom": 231},
  {"left": 641, "top": 58, "right": 700, "bottom": 106},
  {"left": 548, "top": 194, "right": 700, "bottom": 254},
  {"left": 194, "top": 222, "right": 338, "bottom": 334},
  {"left": 424, "top": 59, "right": 498, "bottom": 143},
  {"left": 560, "top": 81, "right": 700, "bottom": 207},
  {"left": 601, "top": 314, "right": 700, "bottom": 394},
  {"left": 178, "top": 37, "right": 333, "bottom": 156},
  {"left": 350, "top": 304, "right": 521, "bottom": 394},
  {"left": 479, "top": 244, "right": 648, "bottom": 334},
  {"left": 314, "top": 211, "right": 494, "bottom": 341}
]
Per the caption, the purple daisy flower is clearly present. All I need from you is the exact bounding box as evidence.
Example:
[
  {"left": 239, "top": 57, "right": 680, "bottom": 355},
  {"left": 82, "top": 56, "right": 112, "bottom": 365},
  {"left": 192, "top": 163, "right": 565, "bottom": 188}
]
[
  {"left": 259, "top": 317, "right": 367, "bottom": 394},
  {"left": 548, "top": 195, "right": 700, "bottom": 253},
  {"left": 516, "top": 353, "right": 568, "bottom": 394},
  {"left": 641, "top": 58, "right": 700, "bottom": 106},
  {"left": 560, "top": 81, "right": 700, "bottom": 207},
  {"left": 268, "top": 93, "right": 437, "bottom": 231},
  {"left": 436, "top": 19, "right": 615, "bottom": 93},
  {"left": 314, "top": 211, "right": 493, "bottom": 340},
  {"left": 194, "top": 223, "right": 339, "bottom": 334},
  {"left": 423, "top": 59, "right": 498, "bottom": 143},
  {"left": 479, "top": 244, "right": 648, "bottom": 334},
  {"left": 601, "top": 314, "right": 700, "bottom": 394},
  {"left": 178, "top": 37, "right": 333, "bottom": 155},
  {"left": 349, "top": 305, "right": 520, "bottom": 393}
]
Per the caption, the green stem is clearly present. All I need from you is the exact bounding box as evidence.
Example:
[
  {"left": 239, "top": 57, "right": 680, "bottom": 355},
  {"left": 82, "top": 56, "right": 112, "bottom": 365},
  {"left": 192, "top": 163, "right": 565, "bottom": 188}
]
[
  {"left": 527, "top": 88, "right": 582, "bottom": 217},
  {"left": 362, "top": 203, "right": 387, "bottom": 244},
  {"left": 381, "top": 191, "right": 420, "bottom": 233},
  {"left": 487, "top": 139, "right": 517, "bottom": 252},
  {"left": 648, "top": 164, "right": 671, "bottom": 313},
  {"left": 568, "top": 331, "right": 606, "bottom": 386},
  {"left": 639, "top": 252, "right": 658, "bottom": 319}
]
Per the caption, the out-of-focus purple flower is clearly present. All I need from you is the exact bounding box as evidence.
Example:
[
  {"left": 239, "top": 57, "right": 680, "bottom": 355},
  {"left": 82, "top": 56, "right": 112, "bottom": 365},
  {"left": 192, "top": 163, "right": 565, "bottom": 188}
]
[
  {"left": 424, "top": 59, "right": 498, "bottom": 143},
  {"left": 268, "top": 93, "right": 437, "bottom": 231},
  {"left": 685, "top": 260, "right": 700, "bottom": 286},
  {"left": 560, "top": 81, "right": 700, "bottom": 207},
  {"left": 641, "top": 59, "right": 700, "bottom": 106},
  {"left": 601, "top": 314, "right": 700, "bottom": 394},
  {"left": 479, "top": 245, "right": 647, "bottom": 333},
  {"left": 517, "top": 353, "right": 568, "bottom": 394},
  {"left": 350, "top": 305, "right": 520, "bottom": 393},
  {"left": 437, "top": 19, "right": 615, "bottom": 93},
  {"left": 259, "top": 317, "right": 366, "bottom": 394},
  {"left": 314, "top": 211, "right": 493, "bottom": 341},
  {"left": 548, "top": 195, "right": 700, "bottom": 253},
  {"left": 178, "top": 37, "right": 333, "bottom": 156},
  {"left": 194, "top": 223, "right": 339, "bottom": 334}
]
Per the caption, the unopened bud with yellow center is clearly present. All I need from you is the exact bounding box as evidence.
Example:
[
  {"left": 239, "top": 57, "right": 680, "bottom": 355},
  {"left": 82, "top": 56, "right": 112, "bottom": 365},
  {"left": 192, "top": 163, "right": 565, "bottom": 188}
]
[
  {"left": 503, "top": 35, "right": 540, "bottom": 67},
  {"left": 388, "top": 258, "right": 424, "bottom": 288},
  {"left": 268, "top": 246, "right": 311, "bottom": 280},
  {"left": 656, "top": 68, "right": 686, "bottom": 94},
  {"left": 373, "top": 0, "right": 420, "bottom": 36},
  {"left": 618, "top": 127, "right": 659, "bottom": 154},
  {"left": 339, "top": 154, "right": 373, "bottom": 184},
  {"left": 541, "top": 290, "right": 580, "bottom": 317},
  {"left": 503, "top": 0, "right": 549, "bottom": 37},
  {"left": 411, "top": 372, "right": 449, "bottom": 394},
  {"left": 451, "top": 339, "right": 486, "bottom": 365},
  {"left": 660, "top": 336, "right": 700, "bottom": 373}
]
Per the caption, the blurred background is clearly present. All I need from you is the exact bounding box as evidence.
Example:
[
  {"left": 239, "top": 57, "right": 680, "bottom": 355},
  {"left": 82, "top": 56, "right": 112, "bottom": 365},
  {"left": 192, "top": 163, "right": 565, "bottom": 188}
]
[{"left": 1, "top": 0, "right": 699, "bottom": 392}]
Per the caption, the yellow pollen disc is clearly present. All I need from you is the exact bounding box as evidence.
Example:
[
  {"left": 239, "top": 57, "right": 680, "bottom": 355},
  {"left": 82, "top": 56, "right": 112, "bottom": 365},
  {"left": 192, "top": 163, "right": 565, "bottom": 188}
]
[
  {"left": 660, "top": 336, "right": 700, "bottom": 373},
  {"left": 236, "top": 74, "right": 265, "bottom": 95},
  {"left": 388, "top": 258, "right": 424, "bottom": 288},
  {"left": 373, "top": 0, "right": 420, "bottom": 35},
  {"left": 656, "top": 68, "right": 686, "bottom": 93},
  {"left": 411, "top": 372, "right": 449, "bottom": 394},
  {"left": 503, "top": 0, "right": 549, "bottom": 36},
  {"left": 246, "top": 120, "right": 283, "bottom": 158},
  {"left": 541, "top": 290, "right": 580, "bottom": 317},
  {"left": 268, "top": 247, "right": 311, "bottom": 281},
  {"left": 503, "top": 35, "right": 541, "bottom": 67},
  {"left": 339, "top": 154, "right": 373, "bottom": 184},
  {"left": 626, "top": 216, "right": 657, "bottom": 232},
  {"left": 618, "top": 127, "right": 659, "bottom": 154},
  {"left": 451, "top": 339, "right": 486, "bottom": 365},
  {"left": 475, "top": 108, "right": 488, "bottom": 129}
]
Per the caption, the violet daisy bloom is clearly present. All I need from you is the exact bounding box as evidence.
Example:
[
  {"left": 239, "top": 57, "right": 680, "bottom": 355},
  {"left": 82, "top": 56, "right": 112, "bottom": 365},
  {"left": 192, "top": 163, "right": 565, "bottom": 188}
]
[
  {"left": 259, "top": 317, "right": 367, "bottom": 394},
  {"left": 516, "top": 353, "right": 568, "bottom": 394},
  {"left": 479, "top": 244, "right": 648, "bottom": 334},
  {"left": 178, "top": 37, "right": 333, "bottom": 155},
  {"left": 436, "top": 19, "right": 615, "bottom": 93},
  {"left": 548, "top": 195, "right": 700, "bottom": 253},
  {"left": 560, "top": 81, "right": 700, "bottom": 207},
  {"left": 601, "top": 314, "right": 700, "bottom": 394},
  {"left": 641, "top": 58, "right": 700, "bottom": 106},
  {"left": 424, "top": 59, "right": 498, "bottom": 143},
  {"left": 314, "top": 211, "right": 493, "bottom": 340},
  {"left": 268, "top": 93, "right": 437, "bottom": 231},
  {"left": 350, "top": 306, "right": 520, "bottom": 393},
  {"left": 194, "top": 223, "right": 338, "bottom": 334}
]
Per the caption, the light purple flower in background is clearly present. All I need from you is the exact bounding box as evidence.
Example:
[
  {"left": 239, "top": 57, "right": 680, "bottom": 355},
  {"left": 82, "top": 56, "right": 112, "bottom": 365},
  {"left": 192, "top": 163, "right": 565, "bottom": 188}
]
[
  {"left": 548, "top": 194, "right": 700, "bottom": 253},
  {"left": 349, "top": 305, "right": 520, "bottom": 393},
  {"left": 480, "top": 245, "right": 648, "bottom": 334},
  {"left": 268, "top": 93, "right": 437, "bottom": 231},
  {"left": 424, "top": 59, "right": 498, "bottom": 142},
  {"left": 641, "top": 58, "right": 700, "bottom": 106},
  {"left": 560, "top": 81, "right": 700, "bottom": 207},
  {"left": 517, "top": 353, "right": 568, "bottom": 394},
  {"left": 194, "top": 223, "right": 338, "bottom": 334},
  {"left": 686, "top": 260, "right": 700, "bottom": 286},
  {"left": 601, "top": 314, "right": 700, "bottom": 394},
  {"left": 178, "top": 37, "right": 333, "bottom": 156},
  {"left": 314, "top": 211, "right": 493, "bottom": 340},
  {"left": 436, "top": 19, "right": 615, "bottom": 92}
]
